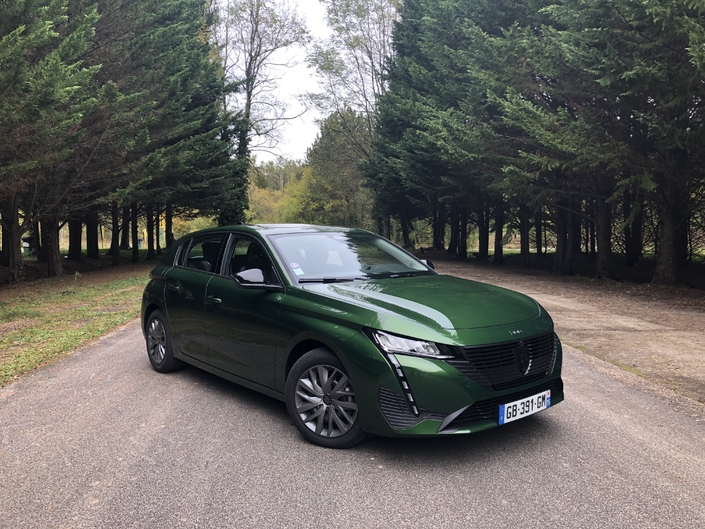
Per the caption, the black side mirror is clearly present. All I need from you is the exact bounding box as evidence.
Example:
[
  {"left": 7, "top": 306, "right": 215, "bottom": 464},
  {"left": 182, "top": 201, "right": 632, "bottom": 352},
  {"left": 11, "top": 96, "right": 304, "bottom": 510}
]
[{"left": 421, "top": 259, "right": 435, "bottom": 270}]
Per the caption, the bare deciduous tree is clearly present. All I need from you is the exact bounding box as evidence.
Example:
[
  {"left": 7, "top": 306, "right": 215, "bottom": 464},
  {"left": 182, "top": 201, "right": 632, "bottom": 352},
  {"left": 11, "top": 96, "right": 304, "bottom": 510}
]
[
  {"left": 213, "top": 0, "right": 310, "bottom": 154},
  {"left": 307, "top": 0, "right": 400, "bottom": 156}
]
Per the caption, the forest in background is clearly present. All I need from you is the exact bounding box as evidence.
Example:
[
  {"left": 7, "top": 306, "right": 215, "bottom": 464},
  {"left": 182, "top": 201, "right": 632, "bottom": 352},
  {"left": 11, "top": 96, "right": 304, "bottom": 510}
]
[
  {"left": 363, "top": 0, "right": 705, "bottom": 286},
  {"left": 3, "top": 0, "right": 705, "bottom": 286}
]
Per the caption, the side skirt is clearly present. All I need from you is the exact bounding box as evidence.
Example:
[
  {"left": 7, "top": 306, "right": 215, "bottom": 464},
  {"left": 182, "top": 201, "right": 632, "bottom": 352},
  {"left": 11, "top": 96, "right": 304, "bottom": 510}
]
[{"left": 174, "top": 351, "right": 286, "bottom": 402}]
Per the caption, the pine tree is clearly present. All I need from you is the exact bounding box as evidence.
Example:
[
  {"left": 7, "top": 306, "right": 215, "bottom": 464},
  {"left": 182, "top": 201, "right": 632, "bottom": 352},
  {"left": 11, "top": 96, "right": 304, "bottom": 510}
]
[
  {"left": 0, "top": 0, "right": 99, "bottom": 281},
  {"left": 507, "top": 0, "right": 705, "bottom": 283}
]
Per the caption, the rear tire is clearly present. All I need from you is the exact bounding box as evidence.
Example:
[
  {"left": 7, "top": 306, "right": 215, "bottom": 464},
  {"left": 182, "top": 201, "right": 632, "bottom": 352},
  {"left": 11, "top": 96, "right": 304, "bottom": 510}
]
[
  {"left": 285, "top": 348, "right": 365, "bottom": 448},
  {"left": 145, "top": 310, "right": 184, "bottom": 373}
]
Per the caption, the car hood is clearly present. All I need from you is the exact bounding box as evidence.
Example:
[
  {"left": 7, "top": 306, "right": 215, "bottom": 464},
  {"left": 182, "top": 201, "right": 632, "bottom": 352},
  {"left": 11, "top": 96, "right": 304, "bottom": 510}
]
[{"left": 301, "top": 274, "right": 542, "bottom": 332}]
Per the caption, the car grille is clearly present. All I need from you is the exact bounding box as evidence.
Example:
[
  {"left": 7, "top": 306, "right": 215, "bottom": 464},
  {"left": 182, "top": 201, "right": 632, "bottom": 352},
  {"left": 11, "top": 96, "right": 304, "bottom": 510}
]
[
  {"left": 440, "top": 378, "right": 564, "bottom": 432},
  {"left": 446, "top": 332, "right": 557, "bottom": 391}
]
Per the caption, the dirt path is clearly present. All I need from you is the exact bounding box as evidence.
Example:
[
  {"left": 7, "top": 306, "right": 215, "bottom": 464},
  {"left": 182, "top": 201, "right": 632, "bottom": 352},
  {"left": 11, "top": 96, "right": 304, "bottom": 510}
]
[
  {"left": 434, "top": 258, "right": 705, "bottom": 404},
  {"left": 2, "top": 321, "right": 704, "bottom": 528}
]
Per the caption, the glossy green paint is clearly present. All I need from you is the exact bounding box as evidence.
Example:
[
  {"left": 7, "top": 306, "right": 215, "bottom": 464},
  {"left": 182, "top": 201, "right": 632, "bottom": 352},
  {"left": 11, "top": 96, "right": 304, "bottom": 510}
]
[
  {"left": 205, "top": 275, "right": 281, "bottom": 387},
  {"left": 300, "top": 276, "right": 552, "bottom": 345},
  {"left": 161, "top": 267, "right": 213, "bottom": 364},
  {"left": 310, "top": 275, "right": 541, "bottom": 328},
  {"left": 141, "top": 224, "right": 564, "bottom": 440}
]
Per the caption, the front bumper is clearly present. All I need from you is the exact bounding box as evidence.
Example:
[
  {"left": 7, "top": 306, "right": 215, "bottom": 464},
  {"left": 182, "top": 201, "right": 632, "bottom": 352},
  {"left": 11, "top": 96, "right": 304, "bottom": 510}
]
[{"left": 340, "top": 330, "right": 564, "bottom": 437}]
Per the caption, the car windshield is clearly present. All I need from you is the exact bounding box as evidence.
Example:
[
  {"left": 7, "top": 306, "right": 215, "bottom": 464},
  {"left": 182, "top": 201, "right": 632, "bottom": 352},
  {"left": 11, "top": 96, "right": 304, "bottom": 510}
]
[{"left": 268, "top": 231, "right": 432, "bottom": 282}]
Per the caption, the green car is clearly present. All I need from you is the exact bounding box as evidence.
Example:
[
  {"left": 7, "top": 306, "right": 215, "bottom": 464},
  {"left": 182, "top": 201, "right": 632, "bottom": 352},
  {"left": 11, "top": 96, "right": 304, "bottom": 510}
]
[{"left": 141, "top": 224, "right": 563, "bottom": 448}]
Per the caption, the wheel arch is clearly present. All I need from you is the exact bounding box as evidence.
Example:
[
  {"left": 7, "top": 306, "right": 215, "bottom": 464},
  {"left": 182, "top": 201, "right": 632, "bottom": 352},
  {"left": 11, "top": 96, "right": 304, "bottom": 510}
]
[
  {"left": 281, "top": 325, "right": 362, "bottom": 385},
  {"left": 142, "top": 302, "right": 163, "bottom": 333},
  {"left": 284, "top": 338, "right": 336, "bottom": 381}
]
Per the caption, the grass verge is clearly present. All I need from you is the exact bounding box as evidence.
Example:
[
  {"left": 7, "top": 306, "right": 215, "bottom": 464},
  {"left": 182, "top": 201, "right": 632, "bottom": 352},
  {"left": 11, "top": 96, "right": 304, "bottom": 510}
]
[{"left": 0, "top": 263, "right": 153, "bottom": 386}]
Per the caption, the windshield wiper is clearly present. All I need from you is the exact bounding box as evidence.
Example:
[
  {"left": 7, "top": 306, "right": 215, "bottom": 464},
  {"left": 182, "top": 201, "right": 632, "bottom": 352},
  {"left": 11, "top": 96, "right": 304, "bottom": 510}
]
[
  {"left": 298, "top": 277, "right": 367, "bottom": 284},
  {"left": 388, "top": 272, "right": 420, "bottom": 278}
]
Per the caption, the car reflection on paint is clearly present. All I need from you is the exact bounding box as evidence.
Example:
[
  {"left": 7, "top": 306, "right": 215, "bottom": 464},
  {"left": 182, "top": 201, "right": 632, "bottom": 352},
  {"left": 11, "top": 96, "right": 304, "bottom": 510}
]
[{"left": 141, "top": 224, "right": 563, "bottom": 448}]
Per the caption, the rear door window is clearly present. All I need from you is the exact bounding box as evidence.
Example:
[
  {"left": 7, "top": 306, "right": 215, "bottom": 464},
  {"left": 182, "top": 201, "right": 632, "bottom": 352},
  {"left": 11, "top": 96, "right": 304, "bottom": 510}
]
[{"left": 179, "top": 234, "right": 226, "bottom": 274}]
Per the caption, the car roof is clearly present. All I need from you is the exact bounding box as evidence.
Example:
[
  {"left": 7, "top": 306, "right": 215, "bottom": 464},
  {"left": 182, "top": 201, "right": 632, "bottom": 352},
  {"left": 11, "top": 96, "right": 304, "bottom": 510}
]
[
  {"left": 155, "top": 225, "right": 373, "bottom": 271},
  {"left": 205, "top": 224, "right": 366, "bottom": 237},
  {"left": 165, "top": 224, "right": 371, "bottom": 252}
]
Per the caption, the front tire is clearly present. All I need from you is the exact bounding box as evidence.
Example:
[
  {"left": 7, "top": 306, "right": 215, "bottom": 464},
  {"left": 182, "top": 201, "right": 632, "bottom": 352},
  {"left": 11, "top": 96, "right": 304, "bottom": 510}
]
[
  {"left": 145, "top": 310, "right": 184, "bottom": 373},
  {"left": 285, "top": 348, "right": 365, "bottom": 448}
]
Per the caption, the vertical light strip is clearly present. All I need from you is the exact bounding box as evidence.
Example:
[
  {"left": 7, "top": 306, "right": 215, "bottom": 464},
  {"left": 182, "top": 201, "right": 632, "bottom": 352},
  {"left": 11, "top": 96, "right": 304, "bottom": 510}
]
[{"left": 387, "top": 353, "right": 419, "bottom": 416}]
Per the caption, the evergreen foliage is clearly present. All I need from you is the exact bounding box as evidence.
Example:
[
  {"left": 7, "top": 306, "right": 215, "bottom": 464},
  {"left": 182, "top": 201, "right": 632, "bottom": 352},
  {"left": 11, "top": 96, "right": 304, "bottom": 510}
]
[
  {"left": 0, "top": 0, "right": 248, "bottom": 280},
  {"left": 368, "top": 0, "right": 705, "bottom": 284},
  {"left": 0, "top": 0, "right": 100, "bottom": 280}
]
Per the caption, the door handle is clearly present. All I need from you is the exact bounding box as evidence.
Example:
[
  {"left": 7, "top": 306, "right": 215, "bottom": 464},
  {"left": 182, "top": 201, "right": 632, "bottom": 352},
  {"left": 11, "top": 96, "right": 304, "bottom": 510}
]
[
  {"left": 167, "top": 283, "right": 180, "bottom": 292},
  {"left": 206, "top": 295, "right": 222, "bottom": 305}
]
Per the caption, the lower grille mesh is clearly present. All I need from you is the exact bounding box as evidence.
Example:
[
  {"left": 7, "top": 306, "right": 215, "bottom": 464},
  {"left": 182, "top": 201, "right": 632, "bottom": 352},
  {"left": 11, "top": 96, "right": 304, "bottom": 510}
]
[
  {"left": 378, "top": 387, "right": 445, "bottom": 430},
  {"left": 378, "top": 386, "right": 422, "bottom": 429},
  {"left": 442, "top": 378, "right": 564, "bottom": 432}
]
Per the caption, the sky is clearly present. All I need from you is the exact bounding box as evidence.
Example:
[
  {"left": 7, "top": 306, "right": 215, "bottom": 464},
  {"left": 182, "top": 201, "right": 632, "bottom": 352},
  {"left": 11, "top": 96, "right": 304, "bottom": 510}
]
[{"left": 255, "top": 0, "right": 331, "bottom": 163}]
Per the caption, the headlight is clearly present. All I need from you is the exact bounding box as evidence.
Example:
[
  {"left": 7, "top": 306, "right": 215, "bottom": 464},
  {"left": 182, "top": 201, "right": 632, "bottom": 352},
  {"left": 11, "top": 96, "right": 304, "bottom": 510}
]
[{"left": 371, "top": 330, "right": 453, "bottom": 359}]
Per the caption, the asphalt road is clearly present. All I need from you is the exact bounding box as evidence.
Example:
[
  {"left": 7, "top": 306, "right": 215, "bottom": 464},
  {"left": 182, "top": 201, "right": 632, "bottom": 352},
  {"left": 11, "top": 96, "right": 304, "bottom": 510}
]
[{"left": 1, "top": 321, "right": 704, "bottom": 529}]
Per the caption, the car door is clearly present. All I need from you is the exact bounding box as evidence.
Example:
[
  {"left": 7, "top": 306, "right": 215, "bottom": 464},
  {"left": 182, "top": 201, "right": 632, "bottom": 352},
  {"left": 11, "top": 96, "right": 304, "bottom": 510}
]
[
  {"left": 163, "top": 233, "right": 226, "bottom": 364},
  {"left": 205, "top": 234, "right": 283, "bottom": 389}
]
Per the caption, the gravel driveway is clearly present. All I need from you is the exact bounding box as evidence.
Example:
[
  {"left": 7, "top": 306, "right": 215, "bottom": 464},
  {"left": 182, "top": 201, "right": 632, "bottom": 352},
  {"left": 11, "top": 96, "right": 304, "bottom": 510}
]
[
  {"left": 434, "top": 259, "right": 705, "bottom": 403},
  {"left": 1, "top": 263, "right": 704, "bottom": 528}
]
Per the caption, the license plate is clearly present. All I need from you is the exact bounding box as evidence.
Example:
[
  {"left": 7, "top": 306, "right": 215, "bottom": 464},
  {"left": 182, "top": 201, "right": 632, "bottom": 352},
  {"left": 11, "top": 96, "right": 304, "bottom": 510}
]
[{"left": 498, "top": 390, "right": 551, "bottom": 425}]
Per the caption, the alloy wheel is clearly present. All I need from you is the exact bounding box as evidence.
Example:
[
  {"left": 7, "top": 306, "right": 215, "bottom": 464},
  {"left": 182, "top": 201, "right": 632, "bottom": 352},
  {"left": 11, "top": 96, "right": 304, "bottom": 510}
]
[
  {"left": 294, "top": 364, "right": 358, "bottom": 438},
  {"left": 147, "top": 317, "right": 167, "bottom": 365}
]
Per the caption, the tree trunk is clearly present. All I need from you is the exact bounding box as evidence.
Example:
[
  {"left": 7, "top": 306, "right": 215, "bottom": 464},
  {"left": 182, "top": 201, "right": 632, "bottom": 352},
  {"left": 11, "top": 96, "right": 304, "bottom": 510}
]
[
  {"left": 86, "top": 211, "right": 100, "bottom": 259},
  {"left": 67, "top": 215, "right": 82, "bottom": 261},
  {"left": 651, "top": 193, "right": 688, "bottom": 285},
  {"left": 35, "top": 217, "right": 47, "bottom": 263},
  {"left": 0, "top": 198, "right": 23, "bottom": 282},
  {"left": 120, "top": 205, "right": 131, "bottom": 250},
  {"left": 0, "top": 217, "right": 9, "bottom": 267},
  {"left": 652, "top": 210, "right": 679, "bottom": 284},
  {"left": 382, "top": 213, "right": 391, "bottom": 240},
  {"left": 42, "top": 213, "right": 63, "bottom": 278},
  {"left": 458, "top": 208, "right": 468, "bottom": 259},
  {"left": 650, "top": 151, "right": 691, "bottom": 285},
  {"left": 155, "top": 206, "right": 162, "bottom": 255},
  {"left": 431, "top": 208, "right": 438, "bottom": 248},
  {"left": 560, "top": 204, "right": 577, "bottom": 275},
  {"left": 534, "top": 210, "right": 543, "bottom": 256},
  {"left": 676, "top": 210, "right": 689, "bottom": 269},
  {"left": 570, "top": 203, "right": 582, "bottom": 257},
  {"left": 32, "top": 218, "right": 42, "bottom": 261},
  {"left": 447, "top": 206, "right": 459, "bottom": 255},
  {"left": 0, "top": 211, "right": 12, "bottom": 267},
  {"left": 432, "top": 205, "right": 445, "bottom": 250},
  {"left": 146, "top": 203, "right": 155, "bottom": 260},
  {"left": 624, "top": 194, "right": 643, "bottom": 267},
  {"left": 111, "top": 201, "right": 121, "bottom": 267},
  {"left": 589, "top": 209, "right": 596, "bottom": 261},
  {"left": 552, "top": 205, "right": 567, "bottom": 272},
  {"left": 400, "top": 216, "right": 411, "bottom": 249},
  {"left": 477, "top": 204, "right": 489, "bottom": 261},
  {"left": 652, "top": 150, "right": 690, "bottom": 284},
  {"left": 595, "top": 193, "right": 612, "bottom": 279},
  {"left": 519, "top": 204, "right": 530, "bottom": 268},
  {"left": 165, "top": 201, "right": 174, "bottom": 249},
  {"left": 494, "top": 206, "right": 504, "bottom": 264},
  {"left": 131, "top": 202, "right": 140, "bottom": 263}
]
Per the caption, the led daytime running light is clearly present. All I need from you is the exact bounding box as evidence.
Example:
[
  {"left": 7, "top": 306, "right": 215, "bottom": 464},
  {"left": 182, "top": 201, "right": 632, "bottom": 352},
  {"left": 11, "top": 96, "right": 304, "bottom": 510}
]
[{"left": 386, "top": 353, "right": 419, "bottom": 416}]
